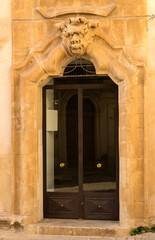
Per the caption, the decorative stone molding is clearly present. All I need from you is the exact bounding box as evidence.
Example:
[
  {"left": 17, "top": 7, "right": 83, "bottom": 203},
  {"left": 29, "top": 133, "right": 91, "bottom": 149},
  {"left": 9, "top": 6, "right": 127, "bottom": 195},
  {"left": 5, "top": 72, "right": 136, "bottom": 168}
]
[
  {"left": 56, "top": 17, "right": 99, "bottom": 56},
  {"left": 14, "top": 16, "right": 143, "bottom": 86},
  {"left": 36, "top": 0, "right": 116, "bottom": 18}
]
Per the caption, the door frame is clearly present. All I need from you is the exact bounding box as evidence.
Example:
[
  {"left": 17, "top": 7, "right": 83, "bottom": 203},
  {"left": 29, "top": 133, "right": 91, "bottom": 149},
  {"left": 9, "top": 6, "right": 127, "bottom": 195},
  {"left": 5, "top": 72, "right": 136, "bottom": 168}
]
[{"left": 43, "top": 78, "right": 119, "bottom": 220}]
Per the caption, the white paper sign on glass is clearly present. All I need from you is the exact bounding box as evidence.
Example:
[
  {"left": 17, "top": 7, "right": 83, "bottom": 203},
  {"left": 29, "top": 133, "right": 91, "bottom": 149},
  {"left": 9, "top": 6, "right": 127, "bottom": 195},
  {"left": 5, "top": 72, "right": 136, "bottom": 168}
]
[{"left": 46, "top": 110, "right": 58, "bottom": 131}]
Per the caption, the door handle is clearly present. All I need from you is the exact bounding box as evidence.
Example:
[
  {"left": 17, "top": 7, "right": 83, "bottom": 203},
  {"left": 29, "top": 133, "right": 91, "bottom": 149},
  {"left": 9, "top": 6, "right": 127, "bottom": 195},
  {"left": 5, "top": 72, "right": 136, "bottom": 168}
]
[
  {"left": 97, "top": 163, "right": 102, "bottom": 168},
  {"left": 98, "top": 205, "right": 101, "bottom": 209},
  {"left": 60, "top": 163, "right": 65, "bottom": 168}
]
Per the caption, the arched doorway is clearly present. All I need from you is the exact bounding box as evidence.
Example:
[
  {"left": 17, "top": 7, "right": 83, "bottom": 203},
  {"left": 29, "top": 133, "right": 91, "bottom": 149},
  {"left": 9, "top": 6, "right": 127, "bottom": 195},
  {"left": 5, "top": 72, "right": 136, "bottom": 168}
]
[{"left": 43, "top": 60, "right": 119, "bottom": 220}]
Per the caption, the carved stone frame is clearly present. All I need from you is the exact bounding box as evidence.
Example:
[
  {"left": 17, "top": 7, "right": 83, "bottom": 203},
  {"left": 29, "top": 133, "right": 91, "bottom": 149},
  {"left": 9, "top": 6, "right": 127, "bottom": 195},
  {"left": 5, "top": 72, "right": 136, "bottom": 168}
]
[{"left": 12, "top": 19, "right": 144, "bottom": 227}]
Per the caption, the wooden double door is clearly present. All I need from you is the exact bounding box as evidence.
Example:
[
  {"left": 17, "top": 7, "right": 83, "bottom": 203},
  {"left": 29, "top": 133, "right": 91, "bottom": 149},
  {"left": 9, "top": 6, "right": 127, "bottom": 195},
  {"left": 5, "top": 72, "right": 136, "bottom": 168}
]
[{"left": 43, "top": 77, "right": 119, "bottom": 220}]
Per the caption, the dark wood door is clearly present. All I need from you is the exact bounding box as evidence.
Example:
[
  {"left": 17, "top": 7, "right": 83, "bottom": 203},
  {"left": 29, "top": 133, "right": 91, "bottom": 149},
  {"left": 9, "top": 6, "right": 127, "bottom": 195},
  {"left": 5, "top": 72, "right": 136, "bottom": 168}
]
[
  {"left": 66, "top": 95, "right": 78, "bottom": 169},
  {"left": 43, "top": 78, "right": 119, "bottom": 220},
  {"left": 83, "top": 98, "right": 95, "bottom": 169}
]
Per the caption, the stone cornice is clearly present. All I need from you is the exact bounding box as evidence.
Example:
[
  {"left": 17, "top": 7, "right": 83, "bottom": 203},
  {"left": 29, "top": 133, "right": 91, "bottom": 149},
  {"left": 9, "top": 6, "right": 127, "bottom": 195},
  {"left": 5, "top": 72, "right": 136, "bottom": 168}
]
[{"left": 36, "top": 0, "right": 116, "bottom": 18}]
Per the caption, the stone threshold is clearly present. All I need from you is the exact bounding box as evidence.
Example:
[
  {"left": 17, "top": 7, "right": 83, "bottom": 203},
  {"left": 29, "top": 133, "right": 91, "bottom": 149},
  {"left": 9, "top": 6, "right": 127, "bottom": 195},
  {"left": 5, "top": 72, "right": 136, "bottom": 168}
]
[
  {"left": 0, "top": 232, "right": 155, "bottom": 240},
  {"left": 25, "top": 219, "right": 129, "bottom": 237}
]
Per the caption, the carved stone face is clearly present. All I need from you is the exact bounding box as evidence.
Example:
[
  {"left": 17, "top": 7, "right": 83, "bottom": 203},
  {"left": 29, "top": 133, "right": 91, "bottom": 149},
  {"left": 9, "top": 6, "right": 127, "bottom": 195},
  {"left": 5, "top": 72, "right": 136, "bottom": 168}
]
[{"left": 57, "top": 17, "right": 98, "bottom": 56}]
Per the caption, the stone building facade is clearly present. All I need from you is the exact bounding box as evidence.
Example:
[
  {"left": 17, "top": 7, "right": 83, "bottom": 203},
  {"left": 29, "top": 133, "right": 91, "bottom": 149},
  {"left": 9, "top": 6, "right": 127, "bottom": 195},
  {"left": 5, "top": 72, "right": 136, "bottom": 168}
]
[{"left": 0, "top": 0, "right": 155, "bottom": 239}]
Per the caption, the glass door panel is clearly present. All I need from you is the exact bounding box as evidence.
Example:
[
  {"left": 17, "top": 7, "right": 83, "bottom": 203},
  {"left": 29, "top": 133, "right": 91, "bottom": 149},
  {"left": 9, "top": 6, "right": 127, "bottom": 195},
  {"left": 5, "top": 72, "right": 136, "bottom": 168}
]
[
  {"left": 46, "top": 89, "right": 78, "bottom": 192},
  {"left": 83, "top": 88, "right": 118, "bottom": 192}
]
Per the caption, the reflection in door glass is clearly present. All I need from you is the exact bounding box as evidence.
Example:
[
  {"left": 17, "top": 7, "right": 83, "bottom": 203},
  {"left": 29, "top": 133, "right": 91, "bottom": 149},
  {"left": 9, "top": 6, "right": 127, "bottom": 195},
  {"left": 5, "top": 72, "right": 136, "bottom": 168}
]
[
  {"left": 83, "top": 88, "right": 118, "bottom": 192},
  {"left": 46, "top": 89, "right": 78, "bottom": 192}
]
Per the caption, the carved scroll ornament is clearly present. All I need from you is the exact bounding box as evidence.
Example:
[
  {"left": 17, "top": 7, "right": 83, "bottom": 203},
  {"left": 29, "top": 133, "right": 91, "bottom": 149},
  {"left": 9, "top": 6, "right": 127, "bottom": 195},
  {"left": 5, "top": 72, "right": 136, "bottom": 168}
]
[{"left": 57, "top": 17, "right": 99, "bottom": 56}]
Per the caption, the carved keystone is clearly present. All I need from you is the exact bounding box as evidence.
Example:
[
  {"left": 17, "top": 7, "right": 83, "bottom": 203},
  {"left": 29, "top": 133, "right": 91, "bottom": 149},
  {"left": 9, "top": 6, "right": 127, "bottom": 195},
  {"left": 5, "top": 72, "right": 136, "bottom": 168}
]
[{"left": 56, "top": 17, "right": 99, "bottom": 56}]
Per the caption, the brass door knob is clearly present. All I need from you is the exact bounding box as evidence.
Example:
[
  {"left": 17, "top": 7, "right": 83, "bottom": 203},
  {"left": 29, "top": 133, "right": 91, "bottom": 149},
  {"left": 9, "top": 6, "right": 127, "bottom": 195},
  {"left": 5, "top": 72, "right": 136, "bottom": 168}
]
[
  {"left": 60, "top": 163, "right": 65, "bottom": 168},
  {"left": 98, "top": 205, "right": 101, "bottom": 209},
  {"left": 97, "top": 163, "right": 102, "bottom": 168},
  {"left": 60, "top": 204, "right": 64, "bottom": 207}
]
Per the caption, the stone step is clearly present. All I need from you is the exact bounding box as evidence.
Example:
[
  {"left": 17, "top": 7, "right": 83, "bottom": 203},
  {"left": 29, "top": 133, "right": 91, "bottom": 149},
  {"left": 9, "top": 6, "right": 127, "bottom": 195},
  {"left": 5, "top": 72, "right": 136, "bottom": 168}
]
[
  {"left": 0, "top": 232, "right": 118, "bottom": 240},
  {"left": 0, "top": 233, "right": 113, "bottom": 240},
  {"left": 0, "top": 232, "right": 155, "bottom": 240},
  {"left": 25, "top": 219, "right": 128, "bottom": 237}
]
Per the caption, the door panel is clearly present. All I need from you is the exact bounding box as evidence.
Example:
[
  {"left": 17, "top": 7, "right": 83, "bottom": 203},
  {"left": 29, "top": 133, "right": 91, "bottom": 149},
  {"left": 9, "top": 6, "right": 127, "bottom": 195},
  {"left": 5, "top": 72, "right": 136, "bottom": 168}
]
[
  {"left": 83, "top": 98, "right": 95, "bottom": 169},
  {"left": 83, "top": 193, "right": 116, "bottom": 220},
  {"left": 83, "top": 89, "right": 117, "bottom": 193},
  {"left": 45, "top": 89, "right": 78, "bottom": 194},
  {"left": 66, "top": 94, "right": 78, "bottom": 170},
  {"left": 45, "top": 193, "right": 79, "bottom": 219}
]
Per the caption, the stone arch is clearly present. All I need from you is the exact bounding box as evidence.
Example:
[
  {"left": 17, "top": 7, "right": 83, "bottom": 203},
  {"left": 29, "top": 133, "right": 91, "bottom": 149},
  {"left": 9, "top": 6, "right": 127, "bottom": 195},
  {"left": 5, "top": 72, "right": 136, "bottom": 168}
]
[
  {"left": 14, "top": 34, "right": 140, "bottom": 87},
  {"left": 12, "top": 17, "right": 144, "bottom": 227}
]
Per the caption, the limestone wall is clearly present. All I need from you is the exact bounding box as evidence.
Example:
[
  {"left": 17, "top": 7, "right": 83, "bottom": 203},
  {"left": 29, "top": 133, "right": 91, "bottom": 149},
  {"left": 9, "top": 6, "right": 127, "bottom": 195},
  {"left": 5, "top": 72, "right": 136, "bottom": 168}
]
[
  {"left": 0, "top": 0, "right": 155, "bottom": 230},
  {"left": 146, "top": 0, "right": 155, "bottom": 225},
  {"left": 0, "top": 0, "right": 12, "bottom": 213}
]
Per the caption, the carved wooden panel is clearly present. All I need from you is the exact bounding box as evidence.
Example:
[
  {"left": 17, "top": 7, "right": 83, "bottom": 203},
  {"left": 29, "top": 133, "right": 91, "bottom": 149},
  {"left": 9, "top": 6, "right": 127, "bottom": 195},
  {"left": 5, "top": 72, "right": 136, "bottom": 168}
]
[
  {"left": 45, "top": 193, "right": 79, "bottom": 218},
  {"left": 83, "top": 194, "right": 117, "bottom": 220},
  {"left": 36, "top": 0, "right": 116, "bottom": 18}
]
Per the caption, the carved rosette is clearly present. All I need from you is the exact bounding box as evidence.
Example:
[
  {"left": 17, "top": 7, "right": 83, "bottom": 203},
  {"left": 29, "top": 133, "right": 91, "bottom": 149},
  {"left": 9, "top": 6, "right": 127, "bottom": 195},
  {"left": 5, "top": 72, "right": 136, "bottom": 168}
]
[{"left": 56, "top": 17, "right": 99, "bottom": 56}]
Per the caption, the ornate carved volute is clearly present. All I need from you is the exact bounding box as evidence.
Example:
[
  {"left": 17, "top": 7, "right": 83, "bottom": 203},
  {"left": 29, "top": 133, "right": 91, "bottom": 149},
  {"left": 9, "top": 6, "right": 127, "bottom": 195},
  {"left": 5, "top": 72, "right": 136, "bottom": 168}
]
[{"left": 56, "top": 17, "right": 99, "bottom": 56}]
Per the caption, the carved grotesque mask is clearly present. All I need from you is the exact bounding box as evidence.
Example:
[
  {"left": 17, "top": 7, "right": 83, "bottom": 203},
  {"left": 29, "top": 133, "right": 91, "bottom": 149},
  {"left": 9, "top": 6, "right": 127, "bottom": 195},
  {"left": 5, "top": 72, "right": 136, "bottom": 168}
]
[{"left": 57, "top": 17, "right": 99, "bottom": 56}]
